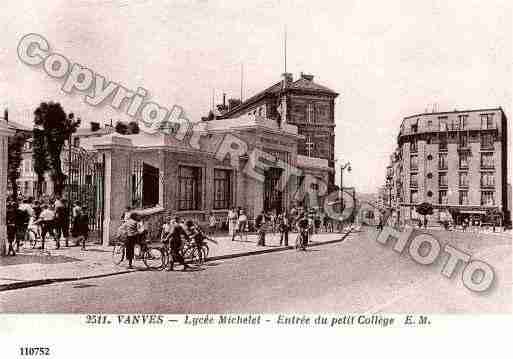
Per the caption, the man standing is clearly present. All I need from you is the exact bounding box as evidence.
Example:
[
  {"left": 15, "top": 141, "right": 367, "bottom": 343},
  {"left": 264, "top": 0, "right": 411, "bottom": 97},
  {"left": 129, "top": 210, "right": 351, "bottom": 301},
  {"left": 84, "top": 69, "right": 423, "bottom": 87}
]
[
  {"left": 279, "top": 212, "right": 289, "bottom": 246},
  {"left": 255, "top": 211, "right": 266, "bottom": 246},
  {"left": 38, "top": 204, "right": 55, "bottom": 250},
  {"left": 6, "top": 201, "right": 17, "bottom": 256},
  {"left": 54, "top": 197, "right": 67, "bottom": 249}
]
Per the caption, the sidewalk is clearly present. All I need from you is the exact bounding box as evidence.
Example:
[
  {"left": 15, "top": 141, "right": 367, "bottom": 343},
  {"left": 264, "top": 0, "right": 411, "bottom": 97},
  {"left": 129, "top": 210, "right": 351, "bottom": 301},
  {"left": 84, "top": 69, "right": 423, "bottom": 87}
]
[{"left": 0, "top": 229, "right": 354, "bottom": 291}]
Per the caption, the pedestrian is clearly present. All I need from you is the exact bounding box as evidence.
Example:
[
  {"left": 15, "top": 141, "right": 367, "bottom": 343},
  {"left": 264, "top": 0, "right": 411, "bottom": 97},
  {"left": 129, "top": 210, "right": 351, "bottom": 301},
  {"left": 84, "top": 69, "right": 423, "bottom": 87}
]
[
  {"left": 71, "top": 201, "right": 82, "bottom": 245},
  {"left": 207, "top": 212, "right": 217, "bottom": 236},
  {"left": 237, "top": 208, "right": 248, "bottom": 241},
  {"left": 279, "top": 212, "right": 289, "bottom": 246},
  {"left": 227, "top": 207, "right": 237, "bottom": 241},
  {"left": 53, "top": 197, "right": 67, "bottom": 249},
  {"left": 423, "top": 216, "right": 428, "bottom": 229},
  {"left": 38, "top": 204, "right": 56, "bottom": 250},
  {"left": 119, "top": 212, "right": 140, "bottom": 269},
  {"left": 6, "top": 201, "right": 17, "bottom": 256},
  {"left": 121, "top": 206, "right": 132, "bottom": 222},
  {"left": 255, "top": 211, "right": 266, "bottom": 246},
  {"left": 32, "top": 200, "right": 42, "bottom": 221},
  {"left": 15, "top": 200, "right": 31, "bottom": 251},
  {"left": 78, "top": 206, "right": 89, "bottom": 250}
]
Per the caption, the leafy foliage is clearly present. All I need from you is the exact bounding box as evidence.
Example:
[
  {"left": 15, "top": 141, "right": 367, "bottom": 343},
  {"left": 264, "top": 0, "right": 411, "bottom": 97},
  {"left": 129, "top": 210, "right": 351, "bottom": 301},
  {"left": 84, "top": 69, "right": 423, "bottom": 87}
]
[{"left": 33, "top": 102, "right": 80, "bottom": 197}]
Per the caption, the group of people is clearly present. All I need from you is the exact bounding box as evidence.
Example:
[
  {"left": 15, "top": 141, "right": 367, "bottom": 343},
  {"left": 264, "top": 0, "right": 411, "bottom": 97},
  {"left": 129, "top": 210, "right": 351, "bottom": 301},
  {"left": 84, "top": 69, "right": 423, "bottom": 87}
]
[
  {"left": 5, "top": 196, "right": 90, "bottom": 256},
  {"left": 117, "top": 208, "right": 210, "bottom": 271}
]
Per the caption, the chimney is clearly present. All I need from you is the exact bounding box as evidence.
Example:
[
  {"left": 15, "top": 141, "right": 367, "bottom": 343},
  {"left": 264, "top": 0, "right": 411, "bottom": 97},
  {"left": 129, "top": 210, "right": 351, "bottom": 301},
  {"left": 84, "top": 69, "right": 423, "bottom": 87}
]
[
  {"left": 300, "top": 72, "right": 314, "bottom": 81},
  {"left": 282, "top": 72, "right": 293, "bottom": 90},
  {"left": 223, "top": 93, "right": 226, "bottom": 107},
  {"left": 90, "top": 121, "right": 100, "bottom": 132},
  {"left": 3, "top": 108, "right": 8, "bottom": 122}
]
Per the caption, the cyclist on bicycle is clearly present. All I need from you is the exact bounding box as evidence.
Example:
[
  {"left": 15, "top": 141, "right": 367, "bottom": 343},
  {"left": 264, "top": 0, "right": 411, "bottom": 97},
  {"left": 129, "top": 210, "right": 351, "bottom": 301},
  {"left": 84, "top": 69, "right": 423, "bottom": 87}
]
[
  {"left": 166, "top": 217, "right": 190, "bottom": 271},
  {"left": 184, "top": 219, "right": 205, "bottom": 262},
  {"left": 296, "top": 213, "right": 311, "bottom": 250}
]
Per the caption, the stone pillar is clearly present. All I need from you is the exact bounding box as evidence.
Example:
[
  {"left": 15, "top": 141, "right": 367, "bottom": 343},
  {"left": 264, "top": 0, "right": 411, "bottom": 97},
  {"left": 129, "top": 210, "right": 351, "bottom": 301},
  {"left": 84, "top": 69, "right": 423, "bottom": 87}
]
[
  {"left": 0, "top": 121, "right": 15, "bottom": 256},
  {"left": 93, "top": 136, "right": 133, "bottom": 246}
]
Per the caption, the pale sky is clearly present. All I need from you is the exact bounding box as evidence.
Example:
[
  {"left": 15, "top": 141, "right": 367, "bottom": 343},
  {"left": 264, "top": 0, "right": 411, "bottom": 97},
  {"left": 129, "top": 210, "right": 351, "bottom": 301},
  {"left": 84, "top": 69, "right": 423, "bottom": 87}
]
[{"left": 1, "top": 0, "right": 511, "bottom": 193}]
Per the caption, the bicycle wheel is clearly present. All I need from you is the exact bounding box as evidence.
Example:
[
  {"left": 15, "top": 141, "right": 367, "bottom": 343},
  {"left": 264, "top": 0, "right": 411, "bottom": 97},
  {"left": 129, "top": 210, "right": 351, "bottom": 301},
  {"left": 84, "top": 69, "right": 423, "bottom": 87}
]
[
  {"left": 190, "top": 247, "right": 204, "bottom": 265},
  {"left": 143, "top": 247, "right": 165, "bottom": 270},
  {"left": 27, "top": 229, "right": 38, "bottom": 249},
  {"left": 201, "top": 243, "right": 209, "bottom": 259},
  {"left": 112, "top": 244, "right": 125, "bottom": 265}
]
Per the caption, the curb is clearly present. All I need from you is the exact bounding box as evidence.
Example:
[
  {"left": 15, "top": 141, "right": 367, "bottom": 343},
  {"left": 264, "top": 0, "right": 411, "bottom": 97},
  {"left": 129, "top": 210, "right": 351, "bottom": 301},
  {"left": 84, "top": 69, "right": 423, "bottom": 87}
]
[{"left": 0, "top": 229, "right": 353, "bottom": 292}]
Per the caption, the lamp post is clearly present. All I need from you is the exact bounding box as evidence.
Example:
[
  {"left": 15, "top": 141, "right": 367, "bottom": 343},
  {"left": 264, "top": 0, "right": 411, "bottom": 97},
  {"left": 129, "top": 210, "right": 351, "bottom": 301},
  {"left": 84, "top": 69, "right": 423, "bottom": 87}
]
[{"left": 338, "top": 161, "right": 351, "bottom": 232}]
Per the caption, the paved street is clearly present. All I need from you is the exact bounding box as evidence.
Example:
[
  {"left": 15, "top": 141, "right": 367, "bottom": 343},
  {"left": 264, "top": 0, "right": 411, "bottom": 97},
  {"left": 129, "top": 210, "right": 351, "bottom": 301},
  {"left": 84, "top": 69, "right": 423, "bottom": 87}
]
[{"left": 0, "top": 227, "right": 510, "bottom": 313}]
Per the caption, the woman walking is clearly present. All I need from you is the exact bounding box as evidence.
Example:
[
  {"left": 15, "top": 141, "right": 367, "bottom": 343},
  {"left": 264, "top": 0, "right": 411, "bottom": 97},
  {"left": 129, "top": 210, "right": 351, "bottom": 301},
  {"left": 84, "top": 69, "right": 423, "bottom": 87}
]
[{"left": 227, "top": 207, "right": 238, "bottom": 241}]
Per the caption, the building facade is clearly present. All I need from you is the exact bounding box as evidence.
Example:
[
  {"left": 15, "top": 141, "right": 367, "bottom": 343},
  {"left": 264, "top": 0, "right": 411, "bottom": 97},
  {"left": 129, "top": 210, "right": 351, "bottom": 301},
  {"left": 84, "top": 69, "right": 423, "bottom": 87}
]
[
  {"left": 210, "top": 72, "right": 339, "bottom": 186},
  {"left": 390, "top": 108, "right": 509, "bottom": 226}
]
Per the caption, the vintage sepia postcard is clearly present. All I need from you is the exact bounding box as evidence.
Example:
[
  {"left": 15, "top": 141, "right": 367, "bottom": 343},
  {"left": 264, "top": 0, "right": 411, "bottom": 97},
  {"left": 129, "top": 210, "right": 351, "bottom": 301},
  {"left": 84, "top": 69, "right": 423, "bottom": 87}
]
[{"left": 0, "top": 0, "right": 511, "bottom": 357}]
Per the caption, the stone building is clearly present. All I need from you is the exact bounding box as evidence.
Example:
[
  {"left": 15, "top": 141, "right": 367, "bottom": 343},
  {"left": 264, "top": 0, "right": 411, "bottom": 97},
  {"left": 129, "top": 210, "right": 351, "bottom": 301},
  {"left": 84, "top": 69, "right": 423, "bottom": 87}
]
[
  {"left": 78, "top": 114, "right": 333, "bottom": 245},
  {"left": 208, "top": 72, "right": 339, "bottom": 186},
  {"left": 389, "top": 107, "right": 509, "bottom": 226}
]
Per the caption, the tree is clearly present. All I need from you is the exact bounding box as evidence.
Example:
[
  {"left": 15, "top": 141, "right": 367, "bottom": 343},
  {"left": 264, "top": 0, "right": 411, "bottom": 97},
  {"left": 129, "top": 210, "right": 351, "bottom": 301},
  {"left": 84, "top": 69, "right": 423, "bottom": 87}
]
[
  {"left": 7, "top": 131, "right": 28, "bottom": 200},
  {"left": 33, "top": 102, "right": 80, "bottom": 197}
]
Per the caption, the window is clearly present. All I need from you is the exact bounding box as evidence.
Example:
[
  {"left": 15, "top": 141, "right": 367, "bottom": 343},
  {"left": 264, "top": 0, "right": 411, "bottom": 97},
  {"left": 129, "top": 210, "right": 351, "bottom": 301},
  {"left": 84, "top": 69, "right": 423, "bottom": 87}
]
[
  {"left": 459, "top": 190, "right": 469, "bottom": 205},
  {"left": 427, "top": 172, "right": 433, "bottom": 179},
  {"left": 439, "top": 117, "right": 448, "bottom": 131},
  {"left": 410, "top": 155, "right": 418, "bottom": 171},
  {"left": 410, "top": 173, "right": 418, "bottom": 188},
  {"left": 410, "top": 190, "right": 419, "bottom": 204},
  {"left": 306, "top": 103, "right": 315, "bottom": 123},
  {"left": 410, "top": 139, "right": 418, "bottom": 152},
  {"left": 481, "top": 191, "right": 495, "bottom": 206},
  {"left": 438, "top": 153, "right": 448, "bottom": 170},
  {"left": 439, "top": 190, "right": 448, "bottom": 205},
  {"left": 459, "top": 172, "right": 469, "bottom": 187},
  {"left": 427, "top": 120, "right": 433, "bottom": 128},
  {"left": 439, "top": 133, "right": 448, "bottom": 151},
  {"left": 458, "top": 115, "right": 468, "bottom": 129},
  {"left": 427, "top": 190, "right": 433, "bottom": 197},
  {"left": 458, "top": 133, "right": 468, "bottom": 148},
  {"left": 481, "top": 172, "right": 495, "bottom": 188},
  {"left": 213, "top": 169, "right": 231, "bottom": 209},
  {"left": 427, "top": 154, "right": 433, "bottom": 161},
  {"left": 481, "top": 114, "right": 494, "bottom": 129},
  {"left": 481, "top": 133, "right": 494, "bottom": 149},
  {"left": 411, "top": 124, "right": 418, "bottom": 133},
  {"left": 439, "top": 172, "right": 448, "bottom": 187},
  {"left": 73, "top": 137, "right": 80, "bottom": 147},
  {"left": 459, "top": 152, "right": 469, "bottom": 169},
  {"left": 178, "top": 166, "right": 202, "bottom": 211},
  {"left": 481, "top": 152, "right": 494, "bottom": 169}
]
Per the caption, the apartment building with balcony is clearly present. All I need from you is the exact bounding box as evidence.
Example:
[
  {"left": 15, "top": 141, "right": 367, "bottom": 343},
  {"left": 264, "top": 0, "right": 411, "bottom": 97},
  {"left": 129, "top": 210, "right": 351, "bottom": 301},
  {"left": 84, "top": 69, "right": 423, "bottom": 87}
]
[{"left": 393, "top": 107, "right": 508, "bottom": 226}]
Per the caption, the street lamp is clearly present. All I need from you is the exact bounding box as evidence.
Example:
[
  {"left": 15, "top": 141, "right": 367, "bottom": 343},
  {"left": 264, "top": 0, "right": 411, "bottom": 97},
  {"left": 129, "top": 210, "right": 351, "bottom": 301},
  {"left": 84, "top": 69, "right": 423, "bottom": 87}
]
[{"left": 338, "top": 161, "right": 352, "bottom": 232}]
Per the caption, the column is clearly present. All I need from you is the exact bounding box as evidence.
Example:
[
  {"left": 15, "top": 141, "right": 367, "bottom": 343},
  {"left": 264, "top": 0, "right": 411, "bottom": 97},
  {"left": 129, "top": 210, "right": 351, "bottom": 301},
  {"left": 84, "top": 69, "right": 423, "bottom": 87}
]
[
  {"left": 0, "top": 121, "right": 15, "bottom": 256},
  {"left": 94, "top": 136, "right": 133, "bottom": 246}
]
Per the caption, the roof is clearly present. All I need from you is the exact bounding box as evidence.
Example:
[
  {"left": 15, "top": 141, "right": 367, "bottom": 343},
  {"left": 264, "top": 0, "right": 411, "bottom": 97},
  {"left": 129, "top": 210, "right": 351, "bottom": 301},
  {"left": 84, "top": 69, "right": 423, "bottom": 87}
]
[
  {"left": 221, "top": 75, "right": 338, "bottom": 118},
  {"left": 403, "top": 107, "right": 504, "bottom": 120},
  {"left": 73, "top": 126, "right": 115, "bottom": 137},
  {"left": 4, "top": 120, "right": 31, "bottom": 132}
]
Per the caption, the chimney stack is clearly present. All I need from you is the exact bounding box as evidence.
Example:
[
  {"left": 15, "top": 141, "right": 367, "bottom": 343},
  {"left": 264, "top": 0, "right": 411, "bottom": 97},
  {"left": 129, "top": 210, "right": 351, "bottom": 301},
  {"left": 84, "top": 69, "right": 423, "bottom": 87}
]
[
  {"left": 282, "top": 72, "right": 293, "bottom": 90},
  {"left": 90, "top": 121, "right": 100, "bottom": 132},
  {"left": 300, "top": 72, "right": 314, "bottom": 81}
]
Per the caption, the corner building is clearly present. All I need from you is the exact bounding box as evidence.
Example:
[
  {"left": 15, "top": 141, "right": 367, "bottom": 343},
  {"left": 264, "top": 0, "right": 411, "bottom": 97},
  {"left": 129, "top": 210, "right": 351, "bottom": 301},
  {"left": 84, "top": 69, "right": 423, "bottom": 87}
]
[{"left": 397, "top": 108, "right": 509, "bottom": 226}]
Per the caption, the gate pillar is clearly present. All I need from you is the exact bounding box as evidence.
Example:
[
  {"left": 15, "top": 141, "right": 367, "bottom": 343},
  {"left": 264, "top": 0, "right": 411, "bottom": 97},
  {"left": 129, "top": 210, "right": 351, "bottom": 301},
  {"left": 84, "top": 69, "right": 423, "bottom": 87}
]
[
  {"left": 0, "top": 121, "right": 15, "bottom": 256},
  {"left": 94, "top": 136, "right": 133, "bottom": 246}
]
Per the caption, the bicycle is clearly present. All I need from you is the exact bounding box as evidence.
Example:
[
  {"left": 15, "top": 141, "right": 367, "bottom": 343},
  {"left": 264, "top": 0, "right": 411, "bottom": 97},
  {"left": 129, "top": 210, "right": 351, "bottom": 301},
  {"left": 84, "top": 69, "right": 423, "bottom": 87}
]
[
  {"left": 112, "top": 236, "right": 165, "bottom": 270},
  {"left": 295, "top": 228, "right": 310, "bottom": 251}
]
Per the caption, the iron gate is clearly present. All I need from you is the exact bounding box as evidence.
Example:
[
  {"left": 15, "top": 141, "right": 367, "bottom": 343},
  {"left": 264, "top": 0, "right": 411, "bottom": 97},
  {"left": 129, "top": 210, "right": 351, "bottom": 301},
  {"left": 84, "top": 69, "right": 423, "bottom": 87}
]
[{"left": 64, "top": 146, "right": 105, "bottom": 241}]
